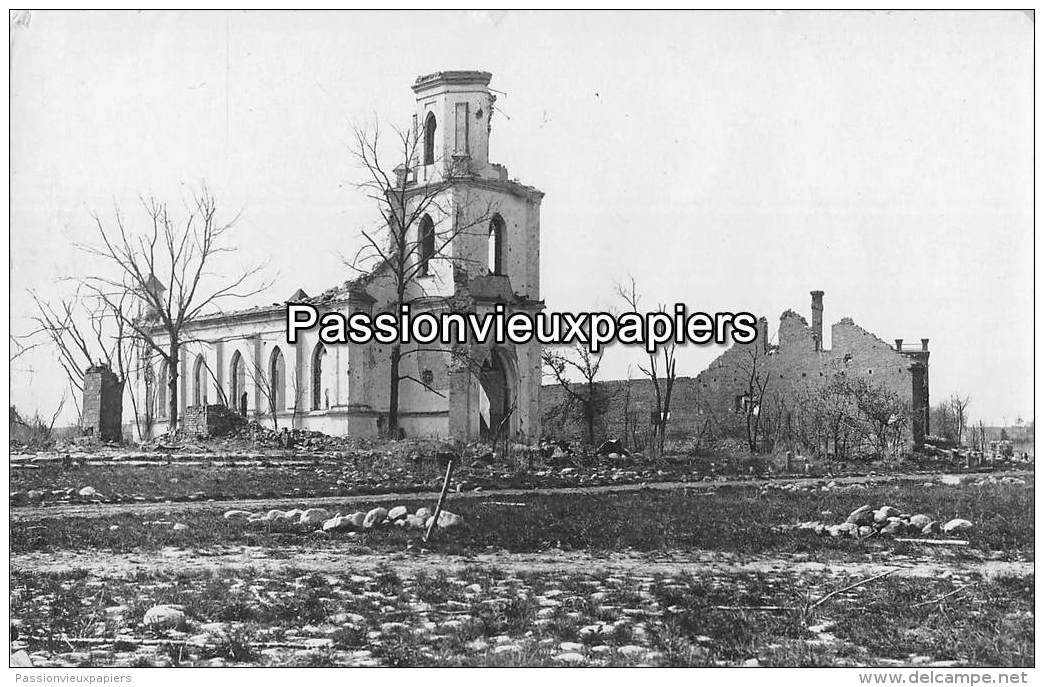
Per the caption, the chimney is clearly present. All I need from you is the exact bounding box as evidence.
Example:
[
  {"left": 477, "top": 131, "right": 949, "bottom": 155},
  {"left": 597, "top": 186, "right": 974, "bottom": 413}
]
[
  {"left": 810, "top": 290, "right": 824, "bottom": 351},
  {"left": 895, "top": 338, "right": 903, "bottom": 351},
  {"left": 921, "top": 338, "right": 929, "bottom": 352}
]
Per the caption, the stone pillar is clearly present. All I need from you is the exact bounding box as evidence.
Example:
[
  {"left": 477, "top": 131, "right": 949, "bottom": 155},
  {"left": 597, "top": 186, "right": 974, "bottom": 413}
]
[
  {"left": 810, "top": 290, "right": 824, "bottom": 351},
  {"left": 894, "top": 339, "right": 903, "bottom": 351},
  {"left": 82, "top": 364, "right": 123, "bottom": 442}
]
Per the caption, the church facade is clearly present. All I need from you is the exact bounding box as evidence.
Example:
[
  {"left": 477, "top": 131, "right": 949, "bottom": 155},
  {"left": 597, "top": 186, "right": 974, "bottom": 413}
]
[{"left": 141, "top": 71, "right": 544, "bottom": 441}]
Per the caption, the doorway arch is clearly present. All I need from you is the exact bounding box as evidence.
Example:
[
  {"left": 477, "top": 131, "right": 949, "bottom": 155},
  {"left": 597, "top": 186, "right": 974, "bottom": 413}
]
[
  {"left": 229, "top": 351, "right": 247, "bottom": 416},
  {"left": 478, "top": 347, "right": 518, "bottom": 439}
]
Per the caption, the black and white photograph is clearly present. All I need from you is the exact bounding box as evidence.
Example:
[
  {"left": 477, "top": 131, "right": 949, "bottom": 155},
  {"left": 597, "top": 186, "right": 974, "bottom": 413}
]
[{"left": 6, "top": 9, "right": 1035, "bottom": 676}]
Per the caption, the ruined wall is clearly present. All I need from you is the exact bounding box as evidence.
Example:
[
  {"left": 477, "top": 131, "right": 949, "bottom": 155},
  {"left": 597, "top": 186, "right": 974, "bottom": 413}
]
[
  {"left": 82, "top": 365, "right": 123, "bottom": 442},
  {"left": 182, "top": 404, "right": 244, "bottom": 438},
  {"left": 542, "top": 300, "right": 929, "bottom": 453}
]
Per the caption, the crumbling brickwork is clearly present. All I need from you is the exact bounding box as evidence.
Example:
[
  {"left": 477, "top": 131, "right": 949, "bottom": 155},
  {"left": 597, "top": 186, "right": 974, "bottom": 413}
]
[
  {"left": 543, "top": 291, "right": 930, "bottom": 454},
  {"left": 182, "top": 404, "right": 245, "bottom": 438},
  {"left": 82, "top": 365, "right": 123, "bottom": 442}
]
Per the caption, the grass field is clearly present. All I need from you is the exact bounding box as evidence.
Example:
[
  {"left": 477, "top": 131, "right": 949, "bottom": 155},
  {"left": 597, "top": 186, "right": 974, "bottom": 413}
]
[
  {"left": 10, "top": 459, "right": 1034, "bottom": 667},
  {"left": 10, "top": 564, "right": 1032, "bottom": 667},
  {"left": 12, "top": 480, "right": 1033, "bottom": 558}
]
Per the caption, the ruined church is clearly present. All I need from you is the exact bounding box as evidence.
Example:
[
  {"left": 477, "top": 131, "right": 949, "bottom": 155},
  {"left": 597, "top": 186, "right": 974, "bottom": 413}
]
[{"left": 141, "top": 71, "right": 544, "bottom": 441}]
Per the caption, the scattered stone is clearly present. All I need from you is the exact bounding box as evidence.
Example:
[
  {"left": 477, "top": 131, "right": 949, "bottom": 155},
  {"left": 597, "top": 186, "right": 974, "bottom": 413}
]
[
  {"left": 223, "top": 509, "right": 253, "bottom": 520},
  {"left": 415, "top": 507, "right": 433, "bottom": 521},
  {"left": 322, "top": 515, "right": 354, "bottom": 532},
  {"left": 922, "top": 521, "right": 942, "bottom": 536},
  {"left": 908, "top": 514, "right": 932, "bottom": 530},
  {"left": 363, "top": 507, "right": 389, "bottom": 528},
  {"left": 172, "top": 523, "right": 190, "bottom": 531},
  {"left": 873, "top": 506, "right": 900, "bottom": 523},
  {"left": 387, "top": 505, "right": 409, "bottom": 521},
  {"left": 143, "top": 605, "right": 187, "bottom": 632},
  {"left": 880, "top": 519, "right": 905, "bottom": 536},
  {"left": 425, "top": 510, "right": 464, "bottom": 530},
  {"left": 553, "top": 652, "right": 586, "bottom": 664},
  {"left": 846, "top": 505, "right": 874, "bottom": 526},
  {"left": 78, "top": 486, "right": 99, "bottom": 498},
  {"left": 942, "top": 518, "right": 973, "bottom": 535},
  {"left": 299, "top": 508, "right": 331, "bottom": 527}
]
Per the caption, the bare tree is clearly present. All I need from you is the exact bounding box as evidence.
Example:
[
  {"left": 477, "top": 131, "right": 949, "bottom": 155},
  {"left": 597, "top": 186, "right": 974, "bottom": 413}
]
[
  {"left": 246, "top": 356, "right": 281, "bottom": 431},
  {"left": 736, "top": 344, "right": 772, "bottom": 454},
  {"left": 616, "top": 278, "right": 677, "bottom": 456},
  {"left": 948, "top": 394, "right": 971, "bottom": 446},
  {"left": 621, "top": 367, "right": 642, "bottom": 451},
  {"left": 849, "top": 377, "right": 909, "bottom": 460},
  {"left": 22, "top": 287, "right": 144, "bottom": 434},
  {"left": 542, "top": 343, "right": 608, "bottom": 446},
  {"left": 345, "top": 122, "right": 498, "bottom": 437},
  {"left": 76, "top": 187, "right": 268, "bottom": 432}
]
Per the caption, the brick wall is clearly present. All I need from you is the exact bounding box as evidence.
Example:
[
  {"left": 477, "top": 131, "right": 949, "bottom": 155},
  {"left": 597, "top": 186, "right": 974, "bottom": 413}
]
[
  {"left": 542, "top": 308, "right": 929, "bottom": 455},
  {"left": 82, "top": 365, "right": 123, "bottom": 442},
  {"left": 182, "top": 404, "right": 245, "bottom": 438}
]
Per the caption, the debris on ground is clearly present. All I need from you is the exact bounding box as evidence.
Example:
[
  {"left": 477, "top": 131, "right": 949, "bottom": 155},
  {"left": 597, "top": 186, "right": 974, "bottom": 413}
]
[
  {"left": 228, "top": 504, "right": 464, "bottom": 534},
  {"left": 777, "top": 503, "right": 975, "bottom": 540}
]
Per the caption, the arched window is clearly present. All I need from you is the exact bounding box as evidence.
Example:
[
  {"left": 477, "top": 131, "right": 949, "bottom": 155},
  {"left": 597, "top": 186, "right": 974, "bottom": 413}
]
[
  {"left": 156, "top": 360, "right": 168, "bottom": 419},
  {"left": 418, "top": 214, "right": 435, "bottom": 276},
  {"left": 229, "top": 351, "right": 246, "bottom": 416},
  {"left": 269, "top": 346, "right": 285, "bottom": 413},
  {"left": 192, "top": 355, "right": 206, "bottom": 406},
  {"left": 311, "top": 343, "right": 327, "bottom": 411},
  {"left": 423, "top": 112, "right": 437, "bottom": 165},
  {"left": 488, "top": 214, "right": 505, "bottom": 275}
]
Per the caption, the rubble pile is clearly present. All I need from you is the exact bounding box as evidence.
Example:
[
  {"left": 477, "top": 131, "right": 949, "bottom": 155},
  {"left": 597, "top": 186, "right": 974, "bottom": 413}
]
[
  {"left": 778, "top": 503, "right": 975, "bottom": 539},
  {"left": 223, "top": 504, "right": 464, "bottom": 533}
]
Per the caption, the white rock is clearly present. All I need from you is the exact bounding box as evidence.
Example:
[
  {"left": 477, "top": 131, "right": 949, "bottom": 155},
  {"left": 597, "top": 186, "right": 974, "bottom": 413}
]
[
  {"left": 493, "top": 644, "right": 521, "bottom": 655},
  {"left": 618, "top": 645, "right": 645, "bottom": 657},
  {"left": 223, "top": 509, "right": 253, "bottom": 520},
  {"left": 143, "top": 605, "right": 187, "bottom": 632},
  {"left": 346, "top": 511, "right": 366, "bottom": 528},
  {"left": 922, "top": 521, "right": 942, "bottom": 535},
  {"left": 415, "top": 507, "right": 433, "bottom": 521},
  {"left": 942, "top": 518, "right": 973, "bottom": 535},
  {"left": 559, "top": 641, "right": 584, "bottom": 652},
  {"left": 263, "top": 509, "right": 288, "bottom": 521},
  {"left": 554, "top": 652, "right": 586, "bottom": 664},
  {"left": 424, "top": 510, "right": 464, "bottom": 530},
  {"left": 363, "top": 507, "right": 389, "bottom": 528},
  {"left": 299, "top": 508, "right": 330, "bottom": 527},
  {"left": 387, "top": 506, "right": 409, "bottom": 521},
  {"left": 908, "top": 514, "right": 932, "bottom": 529},
  {"left": 78, "top": 486, "right": 98, "bottom": 497},
  {"left": 873, "top": 506, "right": 901, "bottom": 523},
  {"left": 322, "top": 515, "right": 354, "bottom": 532},
  {"left": 172, "top": 523, "right": 190, "bottom": 531}
]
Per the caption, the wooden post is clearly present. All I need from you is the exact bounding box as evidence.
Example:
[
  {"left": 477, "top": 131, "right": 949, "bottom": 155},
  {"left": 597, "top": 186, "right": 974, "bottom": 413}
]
[{"left": 423, "top": 458, "right": 455, "bottom": 543}]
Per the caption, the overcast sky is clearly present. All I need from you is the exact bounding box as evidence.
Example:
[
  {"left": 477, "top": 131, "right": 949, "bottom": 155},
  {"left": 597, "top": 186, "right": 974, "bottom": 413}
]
[{"left": 9, "top": 10, "right": 1033, "bottom": 425}]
